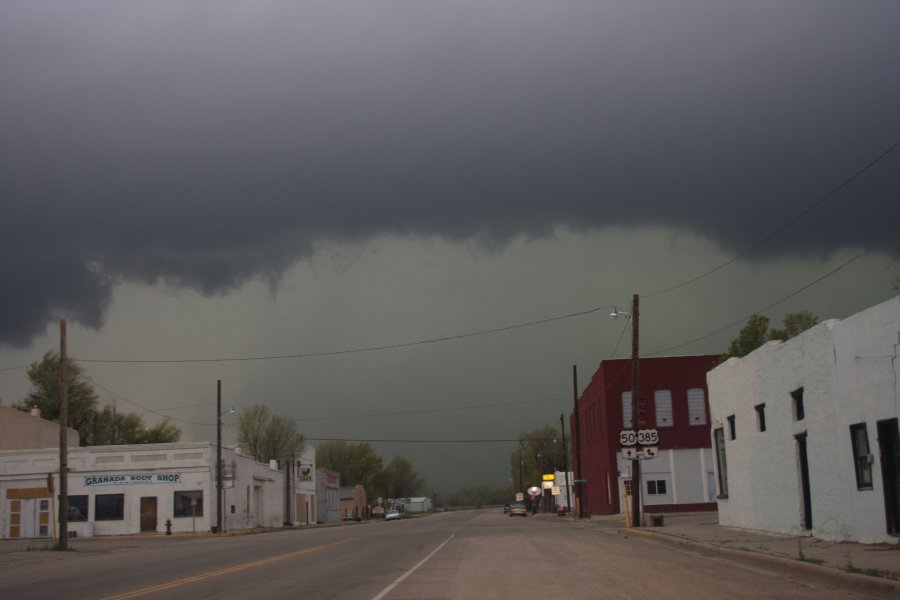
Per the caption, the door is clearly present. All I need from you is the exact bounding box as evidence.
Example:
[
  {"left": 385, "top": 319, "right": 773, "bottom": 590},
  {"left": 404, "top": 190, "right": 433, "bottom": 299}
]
[
  {"left": 140, "top": 497, "right": 157, "bottom": 532},
  {"left": 795, "top": 432, "right": 812, "bottom": 530},
  {"left": 877, "top": 419, "right": 900, "bottom": 535}
]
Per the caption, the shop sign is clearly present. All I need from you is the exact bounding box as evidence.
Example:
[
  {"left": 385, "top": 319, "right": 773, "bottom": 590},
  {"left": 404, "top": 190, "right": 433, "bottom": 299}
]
[{"left": 84, "top": 473, "right": 182, "bottom": 487}]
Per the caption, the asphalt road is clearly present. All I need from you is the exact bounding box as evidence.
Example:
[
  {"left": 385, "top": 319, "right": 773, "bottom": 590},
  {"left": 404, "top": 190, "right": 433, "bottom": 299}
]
[{"left": 0, "top": 510, "right": 882, "bottom": 599}]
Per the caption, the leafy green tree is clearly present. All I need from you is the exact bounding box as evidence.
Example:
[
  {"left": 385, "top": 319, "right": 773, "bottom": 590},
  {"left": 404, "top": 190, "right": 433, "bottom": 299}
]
[
  {"left": 237, "top": 405, "right": 303, "bottom": 463},
  {"left": 377, "top": 456, "right": 426, "bottom": 499},
  {"left": 769, "top": 309, "right": 818, "bottom": 341},
  {"left": 20, "top": 351, "right": 99, "bottom": 436},
  {"left": 512, "top": 425, "right": 568, "bottom": 491},
  {"left": 720, "top": 311, "right": 819, "bottom": 362},
  {"left": 84, "top": 406, "right": 180, "bottom": 445},
  {"left": 316, "top": 441, "right": 383, "bottom": 494},
  {"left": 17, "top": 351, "right": 181, "bottom": 446}
]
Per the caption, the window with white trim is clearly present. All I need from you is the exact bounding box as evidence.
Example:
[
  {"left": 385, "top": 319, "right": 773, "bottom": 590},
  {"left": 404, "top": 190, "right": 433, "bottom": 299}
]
[
  {"left": 647, "top": 480, "right": 667, "bottom": 495},
  {"left": 654, "top": 390, "right": 673, "bottom": 427},
  {"left": 622, "top": 392, "right": 633, "bottom": 429},
  {"left": 687, "top": 388, "right": 707, "bottom": 425}
]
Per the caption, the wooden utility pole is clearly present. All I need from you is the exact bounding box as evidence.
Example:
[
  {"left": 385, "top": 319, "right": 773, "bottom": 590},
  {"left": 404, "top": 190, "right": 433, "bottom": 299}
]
[
  {"left": 572, "top": 365, "right": 586, "bottom": 518},
  {"left": 630, "top": 293, "right": 641, "bottom": 528},
  {"left": 58, "top": 319, "right": 69, "bottom": 549},
  {"left": 216, "top": 380, "right": 223, "bottom": 534}
]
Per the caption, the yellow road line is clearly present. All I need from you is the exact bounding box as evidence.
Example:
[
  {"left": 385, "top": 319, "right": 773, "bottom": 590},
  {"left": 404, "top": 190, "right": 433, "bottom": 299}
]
[{"left": 99, "top": 538, "right": 353, "bottom": 600}]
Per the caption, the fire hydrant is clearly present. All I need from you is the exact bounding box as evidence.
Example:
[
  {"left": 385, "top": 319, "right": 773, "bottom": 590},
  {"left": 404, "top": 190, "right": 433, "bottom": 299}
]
[{"left": 165, "top": 519, "right": 172, "bottom": 535}]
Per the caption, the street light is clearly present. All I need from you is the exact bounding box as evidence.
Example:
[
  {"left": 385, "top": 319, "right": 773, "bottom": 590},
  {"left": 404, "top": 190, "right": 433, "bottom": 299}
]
[
  {"left": 216, "top": 380, "right": 235, "bottom": 535},
  {"left": 611, "top": 295, "right": 641, "bottom": 528}
]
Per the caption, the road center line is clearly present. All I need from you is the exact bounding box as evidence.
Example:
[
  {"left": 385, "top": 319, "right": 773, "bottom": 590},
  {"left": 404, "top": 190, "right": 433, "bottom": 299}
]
[
  {"left": 370, "top": 534, "right": 455, "bottom": 600},
  {"left": 98, "top": 538, "right": 354, "bottom": 600}
]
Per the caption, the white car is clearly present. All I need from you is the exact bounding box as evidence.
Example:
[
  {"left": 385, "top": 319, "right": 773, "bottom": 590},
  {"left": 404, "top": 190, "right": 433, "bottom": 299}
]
[{"left": 385, "top": 510, "right": 401, "bottom": 521}]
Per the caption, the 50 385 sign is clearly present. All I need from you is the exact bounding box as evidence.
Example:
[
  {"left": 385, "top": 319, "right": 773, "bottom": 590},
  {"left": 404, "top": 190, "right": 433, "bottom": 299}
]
[{"left": 619, "top": 428, "right": 659, "bottom": 447}]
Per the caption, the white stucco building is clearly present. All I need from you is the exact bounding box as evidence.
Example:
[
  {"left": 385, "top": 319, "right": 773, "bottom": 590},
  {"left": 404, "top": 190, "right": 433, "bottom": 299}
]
[
  {"left": 708, "top": 296, "right": 899, "bottom": 544},
  {"left": 1, "top": 442, "right": 284, "bottom": 539}
]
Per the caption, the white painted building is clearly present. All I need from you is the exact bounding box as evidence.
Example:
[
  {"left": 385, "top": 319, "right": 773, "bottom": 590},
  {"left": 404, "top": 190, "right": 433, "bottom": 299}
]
[
  {"left": 0, "top": 442, "right": 284, "bottom": 539},
  {"left": 708, "top": 296, "right": 900, "bottom": 544},
  {"left": 289, "top": 445, "right": 316, "bottom": 526}
]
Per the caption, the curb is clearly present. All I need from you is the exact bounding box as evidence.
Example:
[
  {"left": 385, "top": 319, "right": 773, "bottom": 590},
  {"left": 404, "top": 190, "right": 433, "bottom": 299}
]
[{"left": 620, "top": 528, "right": 900, "bottom": 599}]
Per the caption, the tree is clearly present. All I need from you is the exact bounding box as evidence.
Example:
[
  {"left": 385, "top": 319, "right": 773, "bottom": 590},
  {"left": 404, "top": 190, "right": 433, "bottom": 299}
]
[
  {"left": 84, "top": 406, "right": 180, "bottom": 445},
  {"left": 512, "top": 425, "right": 568, "bottom": 491},
  {"left": 17, "top": 351, "right": 181, "bottom": 446},
  {"left": 316, "top": 441, "right": 383, "bottom": 494},
  {"left": 237, "top": 405, "right": 303, "bottom": 463},
  {"left": 20, "top": 351, "right": 99, "bottom": 436},
  {"left": 769, "top": 309, "right": 818, "bottom": 341},
  {"left": 377, "top": 456, "right": 426, "bottom": 499},
  {"left": 720, "top": 311, "right": 819, "bottom": 362},
  {"left": 722, "top": 315, "right": 771, "bottom": 361}
]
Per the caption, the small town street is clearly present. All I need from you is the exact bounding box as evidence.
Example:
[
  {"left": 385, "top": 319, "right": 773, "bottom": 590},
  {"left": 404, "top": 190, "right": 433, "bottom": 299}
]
[{"left": 0, "top": 510, "right": 889, "bottom": 600}]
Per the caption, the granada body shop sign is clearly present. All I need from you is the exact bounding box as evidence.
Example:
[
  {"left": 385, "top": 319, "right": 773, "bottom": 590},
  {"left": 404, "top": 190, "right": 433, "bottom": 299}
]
[{"left": 84, "top": 473, "right": 182, "bottom": 487}]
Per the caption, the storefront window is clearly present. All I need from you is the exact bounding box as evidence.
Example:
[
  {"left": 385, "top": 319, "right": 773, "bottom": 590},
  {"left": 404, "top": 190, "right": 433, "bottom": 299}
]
[
  {"left": 174, "top": 491, "right": 204, "bottom": 517},
  {"left": 95, "top": 494, "right": 124, "bottom": 520},
  {"left": 67, "top": 495, "right": 88, "bottom": 521}
]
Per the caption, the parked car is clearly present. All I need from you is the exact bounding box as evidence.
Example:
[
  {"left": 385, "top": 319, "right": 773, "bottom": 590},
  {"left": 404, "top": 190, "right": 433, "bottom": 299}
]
[
  {"left": 503, "top": 503, "right": 510, "bottom": 513},
  {"left": 509, "top": 502, "right": 528, "bottom": 517},
  {"left": 385, "top": 510, "right": 401, "bottom": 521}
]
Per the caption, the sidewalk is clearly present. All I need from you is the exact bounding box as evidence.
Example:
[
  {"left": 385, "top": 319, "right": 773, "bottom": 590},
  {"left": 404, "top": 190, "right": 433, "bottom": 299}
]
[{"left": 614, "top": 512, "right": 900, "bottom": 598}]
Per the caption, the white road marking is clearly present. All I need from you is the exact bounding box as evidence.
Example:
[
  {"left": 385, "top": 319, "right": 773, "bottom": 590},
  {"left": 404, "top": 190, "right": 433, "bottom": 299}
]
[{"left": 370, "top": 534, "right": 455, "bottom": 600}]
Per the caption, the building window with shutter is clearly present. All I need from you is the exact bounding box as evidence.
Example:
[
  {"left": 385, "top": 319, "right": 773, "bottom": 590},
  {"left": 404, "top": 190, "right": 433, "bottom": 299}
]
[
  {"left": 687, "top": 388, "right": 707, "bottom": 425},
  {"left": 714, "top": 427, "right": 728, "bottom": 498},
  {"left": 849, "top": 423, "right": 873, "bottom": 490},
  {"left": 622, "top": 392, "right": 632, "bottom": 429},
  {"left": 654, "top": 390, "right": 673, "bottom": 427}
]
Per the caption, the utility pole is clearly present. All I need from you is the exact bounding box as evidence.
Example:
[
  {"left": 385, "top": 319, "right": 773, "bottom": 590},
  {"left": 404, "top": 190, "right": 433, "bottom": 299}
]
[
  {"left": 572, "top": 365, "right": 586, "bottom": 519},
  {"left": 216, "top": 380, "right": 222, "bottom": 535},
  {"left": 630, "top": 293, "right": 642, "bottom": 528},
  {"left": 560, "top": 413, "right": 572, "bottom": 515},
  {"left": 58, "top": 319, "right": 69, "bottom": 549}
]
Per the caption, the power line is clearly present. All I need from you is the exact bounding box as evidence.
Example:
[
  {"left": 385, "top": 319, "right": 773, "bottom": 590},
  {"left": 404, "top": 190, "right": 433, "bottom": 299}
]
[
  {"left": 645, "top": 227, "right": 900, "bottom": 357},
  {"left": 87, "top": 377, "right": 214, "bottom": 427},
  {"left": 75, "top": 305, "right": 612, "bottom": 365},
  {"left": 644, "top": 139, "right": 900, "bottom": 299}
]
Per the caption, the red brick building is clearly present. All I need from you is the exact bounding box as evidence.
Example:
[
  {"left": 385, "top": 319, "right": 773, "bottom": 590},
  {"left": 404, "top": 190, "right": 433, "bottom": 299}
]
[{"left": 571, "top": 355, "right": 718, "bottom": 515}]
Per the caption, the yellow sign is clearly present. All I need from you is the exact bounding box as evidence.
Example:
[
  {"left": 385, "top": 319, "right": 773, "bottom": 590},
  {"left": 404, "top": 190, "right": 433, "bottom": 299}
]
[{"left": 542, "top": 474, "right": 555, "bottom": 481}]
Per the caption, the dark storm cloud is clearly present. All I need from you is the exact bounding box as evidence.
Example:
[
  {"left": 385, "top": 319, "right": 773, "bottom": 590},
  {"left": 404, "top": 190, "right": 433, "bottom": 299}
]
[{"left": 1, "top": 1, "right": 898, "bottom": 346}]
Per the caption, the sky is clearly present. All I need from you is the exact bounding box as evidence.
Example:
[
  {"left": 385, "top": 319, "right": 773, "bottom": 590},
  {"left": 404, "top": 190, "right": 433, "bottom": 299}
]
[{"left": 1, "top": 1, "right": 898, "bottom": 493}]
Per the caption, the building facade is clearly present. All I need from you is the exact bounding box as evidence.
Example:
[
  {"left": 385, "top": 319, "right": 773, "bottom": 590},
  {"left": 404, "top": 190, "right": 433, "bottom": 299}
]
[
  {"left": 571, "top": 355, "right": 719, "bottom": 515},
  {"left": 288, "top": 445, "right": 316, "bottom": 526},
  {"left": 0, "top": 404, "right": 80, "bottom": 450},
  {"left": 0, "top": 442, "right": 284, "bottom": 539},
  {"left": 315, "top": 468, "right": 341, "bottom": 524},
  {"left": 708, "top": 296, "right": 900, "bottom": 544},
  {"left": 340, "top": 484, "right": 367, "bottom": 520}
]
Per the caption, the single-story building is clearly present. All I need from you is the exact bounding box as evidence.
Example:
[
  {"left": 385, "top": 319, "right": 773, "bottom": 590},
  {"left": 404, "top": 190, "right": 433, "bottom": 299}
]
[
  {"left": 340, "top": 484, "right": 367, "bottom": 520},
  {"left": 0, "top": 403, "right": 79, "bottom": 450},
  {"left": 315, "top": 468, "right": 341, "bottom": 524},
  {"left": 0, "top": 441, "right": 284, "bottom": 539},
  {"left": 708, "top": 296, "right": 899, "bottom": 544}
]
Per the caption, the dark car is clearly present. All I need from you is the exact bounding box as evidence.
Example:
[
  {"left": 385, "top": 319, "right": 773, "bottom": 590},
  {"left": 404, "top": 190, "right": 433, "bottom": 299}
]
[
  {"left": 509, "top": 502, "right": 528, "bottom": 517},
  {"left": 503, "top": 503, "right": 510, "bottom": 513}
]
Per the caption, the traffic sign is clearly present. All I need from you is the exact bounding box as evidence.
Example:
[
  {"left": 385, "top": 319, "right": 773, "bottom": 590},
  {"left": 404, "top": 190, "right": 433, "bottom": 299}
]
[
  {"left": 637, "top": 429, "right": 659, "bottom": 445},
  {"left": 622, "top": 447, "right": 640, "bottom": 460},
  {"left": 551, "top": 486, "right": 561, "bottom": 496},
  {"left": 642, "top": 446, "right": 659, "bottom": 458},
  {"left": 620, "top": 429, "right": 637, "bottom": 446}
]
